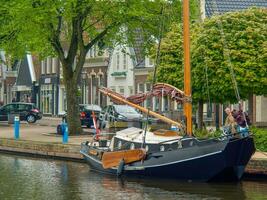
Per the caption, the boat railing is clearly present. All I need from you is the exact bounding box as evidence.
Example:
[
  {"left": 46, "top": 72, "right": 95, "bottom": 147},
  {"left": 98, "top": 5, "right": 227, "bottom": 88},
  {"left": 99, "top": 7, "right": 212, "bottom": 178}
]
[{"left": 158, "top": 130, "right": 253, "bottom": 144}]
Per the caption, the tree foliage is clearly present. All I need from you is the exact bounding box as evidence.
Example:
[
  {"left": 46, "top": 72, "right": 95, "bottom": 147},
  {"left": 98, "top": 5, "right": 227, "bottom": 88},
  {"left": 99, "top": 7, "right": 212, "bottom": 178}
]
[
  {"left": 192, "top": 8, "right": 267, "bottom": 103},
  {"left": 156, "top": 8, "right": 267, "bottom": 104}
]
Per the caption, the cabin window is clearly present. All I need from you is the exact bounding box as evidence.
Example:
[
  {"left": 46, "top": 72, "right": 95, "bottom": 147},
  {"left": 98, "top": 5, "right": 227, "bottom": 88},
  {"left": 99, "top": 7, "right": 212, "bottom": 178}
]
[
  {"left": 177, "top": 140, "right": 182, "bottom": 149},
  {"left": 189, "top": 140, "right": 194, "bottom": 147},
  {"left": 130, "top": 143, "right": 135, "bottom": 150},
  {"left": 118, "top": 141, "right": 122, "bottom": 150},
  {"left": 160, "top": 145, "right": 165, "bottom": 152}
]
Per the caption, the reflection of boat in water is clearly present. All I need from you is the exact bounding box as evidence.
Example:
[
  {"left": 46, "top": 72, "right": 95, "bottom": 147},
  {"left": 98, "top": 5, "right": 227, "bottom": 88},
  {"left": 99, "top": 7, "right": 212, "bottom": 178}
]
[
  {"left": 80, "top": 1, "right": 255, "bottom": 181},
  {"left": 91, "top": 171, "right": 248, "bottom": 200}
]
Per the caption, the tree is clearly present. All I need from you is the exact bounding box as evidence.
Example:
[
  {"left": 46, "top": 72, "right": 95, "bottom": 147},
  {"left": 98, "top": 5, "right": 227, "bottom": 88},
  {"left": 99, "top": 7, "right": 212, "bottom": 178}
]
[
  {"left": 192, "top": 8, "right": 267, "bottom": 103},
  {"left": 150, "top": 0, "right": 200, "bottom": 88},
  {"left": 156, "top": 8, "right": 267, "bottom": 128},
  {"left": 0, "top": 0, "right": 181, "bottom": 134}
]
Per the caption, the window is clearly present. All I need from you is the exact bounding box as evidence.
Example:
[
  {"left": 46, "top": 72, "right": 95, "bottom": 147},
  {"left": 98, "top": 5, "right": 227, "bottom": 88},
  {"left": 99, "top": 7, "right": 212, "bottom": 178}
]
[
  {"left": 160, "top": 145, "right": 165, "bottom": 152},
  {"left": 99, "top": 75, "right": 104, "bottom": 87},
  {"left": 41, "top": 61, "right": 45, "bottom": 74},
  {"left": 119, "top": 87, "right": 124, "bottom": 95},
  {"left": 138, "top": 83, "right": 144, "bottom": 93},
  {"left": 17, "top": 104, "right": 31, "bottom": 111},
  {"left": 116, "top": 53, "right": 120, "bottom": 70},
  {"left": 130, "top": 143, "right": 135, "bottom": 150},
  {"left": 3, "top": 104, "right": 16, "bottom": 113},
  {"left": 146, "top": 83, "right": 151, "bottom": 92},
  {"left": 110, "top": 86, "right": 116, "bottom": 92},
  {"left": 123, "top": 53, "right": 127, "bottom": 69},
  {"left": 41, "top": 84, "right": 53, "bottom": 114},
  {"left": 94, "top": 46, "right": 97, "bottom": 57},
  {"left": 46, "top": 57, "right": 52, "bottom": 74},
  {"left": 164, "top": 96, "right": 168, "bottom": 111},
  {"left": 91, "top": 75, "right": 98, "bottom": 105},
  {"left": 52, "top": 58, "right": 57, "bottom": 74},
  {"left": 128, "top": 86, "right": 133, "bottom": 95},
  {"left": 149, "top": 58, "right": 153, "bottom": 66}
]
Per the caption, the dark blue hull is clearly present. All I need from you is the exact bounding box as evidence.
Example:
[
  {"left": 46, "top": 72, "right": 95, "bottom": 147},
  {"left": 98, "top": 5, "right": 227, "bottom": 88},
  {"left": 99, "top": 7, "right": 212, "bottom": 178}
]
[{"left": 80, "top": 136, "right": 255, "bottom": 181}]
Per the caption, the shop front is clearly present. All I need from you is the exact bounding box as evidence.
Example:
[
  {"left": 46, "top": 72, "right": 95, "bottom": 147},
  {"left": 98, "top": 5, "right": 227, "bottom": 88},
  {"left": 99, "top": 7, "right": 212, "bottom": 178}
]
[{"left": 39, "top": 76, "right": 59, "bottom": 116}]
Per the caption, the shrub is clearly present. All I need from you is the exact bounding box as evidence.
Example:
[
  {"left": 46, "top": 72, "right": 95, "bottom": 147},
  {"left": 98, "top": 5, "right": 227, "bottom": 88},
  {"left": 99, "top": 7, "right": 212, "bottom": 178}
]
[
  {"left": 250, "top": 127, "right": 267, "bottom": 152},
  {"left": 193, "top": 129, "right": 222, "bottom": 139}
]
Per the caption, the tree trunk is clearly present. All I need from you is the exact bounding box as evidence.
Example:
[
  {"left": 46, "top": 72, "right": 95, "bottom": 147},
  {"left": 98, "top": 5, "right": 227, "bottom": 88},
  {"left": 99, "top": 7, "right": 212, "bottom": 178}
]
[
  {"left": 65, "top": 78, "right": 82, "bottom": 135},
  {"left": 248, "top": 93, "right": 255, "bottom": 125},
  {"left": 197, "top": 99, "right": 204, "bottom": 129},
  {"left": 215, "top": 104, "right": 220, "bottom": 130}
]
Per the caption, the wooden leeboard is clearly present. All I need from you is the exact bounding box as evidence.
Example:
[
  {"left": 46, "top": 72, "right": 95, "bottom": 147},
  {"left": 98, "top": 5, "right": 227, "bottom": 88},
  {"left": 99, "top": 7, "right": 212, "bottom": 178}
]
[{"left": 102, "top": 149, "right": 146, "bottom": 169}]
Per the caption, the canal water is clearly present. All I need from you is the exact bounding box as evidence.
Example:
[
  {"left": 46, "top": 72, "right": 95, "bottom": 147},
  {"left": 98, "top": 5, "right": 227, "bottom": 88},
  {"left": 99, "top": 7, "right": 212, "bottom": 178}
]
[{"left": 0, "top": 154, "right": 266, "bottom": 200}]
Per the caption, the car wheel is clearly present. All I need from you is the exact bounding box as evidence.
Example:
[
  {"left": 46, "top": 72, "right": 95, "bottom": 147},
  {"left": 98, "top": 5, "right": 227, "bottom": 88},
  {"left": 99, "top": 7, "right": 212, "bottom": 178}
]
[{"left": 26, "top": 115, "right": 36, "bottom": 123}]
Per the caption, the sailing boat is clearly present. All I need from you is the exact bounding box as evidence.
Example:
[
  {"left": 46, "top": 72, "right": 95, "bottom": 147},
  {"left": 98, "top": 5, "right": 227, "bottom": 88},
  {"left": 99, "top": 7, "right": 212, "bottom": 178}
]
[{"left": 80, "top": 1, "right": 255, "bottom": 181}]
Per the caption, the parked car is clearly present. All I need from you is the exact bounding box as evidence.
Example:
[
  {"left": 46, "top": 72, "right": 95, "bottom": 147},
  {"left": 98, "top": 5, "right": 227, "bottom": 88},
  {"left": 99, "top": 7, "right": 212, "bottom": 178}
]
[
  {"left": 99, "top": 105, "right": 143, "bottom": 123},
  {"left": 58, "top": 104, "right": 103, "bottom": 133},
  {"left": 79, "top": 104, "right": 102, "bottom": 128},
  {"left": 0, "top": 102, "right": 42, "bottom": 123}
]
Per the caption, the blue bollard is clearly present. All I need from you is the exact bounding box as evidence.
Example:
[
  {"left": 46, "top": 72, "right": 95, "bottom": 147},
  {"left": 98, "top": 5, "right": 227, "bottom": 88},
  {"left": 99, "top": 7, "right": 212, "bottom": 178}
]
[
  {"left": 14, "top": 116, "right": 20, "bottom": 140},
  {"left": 62, "top": 122, "right": 68, "bottom": 144}
]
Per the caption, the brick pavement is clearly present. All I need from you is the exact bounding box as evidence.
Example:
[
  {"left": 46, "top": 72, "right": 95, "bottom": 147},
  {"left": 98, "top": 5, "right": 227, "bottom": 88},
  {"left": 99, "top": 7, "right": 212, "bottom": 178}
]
[{"left": 0, "top": 123, "right": 93, "bottom": 145}]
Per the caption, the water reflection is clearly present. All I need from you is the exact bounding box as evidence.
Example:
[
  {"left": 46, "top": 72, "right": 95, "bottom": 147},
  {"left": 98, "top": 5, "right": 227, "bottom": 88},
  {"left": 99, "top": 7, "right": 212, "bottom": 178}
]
[{"left": 0, "top": 153, "right": 266, "bottom": 200}]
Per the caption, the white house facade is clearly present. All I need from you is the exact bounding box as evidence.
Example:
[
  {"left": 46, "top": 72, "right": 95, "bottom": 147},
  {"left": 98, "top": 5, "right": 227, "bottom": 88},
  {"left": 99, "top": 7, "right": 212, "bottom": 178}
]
[{"left": 107, "top": 45, "right": 135, "bottom": 103}]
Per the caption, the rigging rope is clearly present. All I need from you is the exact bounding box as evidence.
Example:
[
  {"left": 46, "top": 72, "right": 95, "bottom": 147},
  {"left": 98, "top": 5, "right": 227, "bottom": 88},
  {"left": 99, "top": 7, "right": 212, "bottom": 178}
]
[
  {"left": 205, "top": 63, "right": 211, "bottom": 113},
  {"left": 211, "top": 0, "right": 248, "bottom": 128},
  {"left": 142, "top": 4, "right": 166, "bottom": 149},
  {"left": 211, "top": 1, "right": 241, "bottom": 102}
]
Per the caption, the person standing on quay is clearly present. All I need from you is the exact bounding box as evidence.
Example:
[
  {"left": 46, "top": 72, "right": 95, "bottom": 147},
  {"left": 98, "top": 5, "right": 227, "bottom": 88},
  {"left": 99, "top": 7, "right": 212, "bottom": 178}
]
[{"left": 224, "top": 107, "right": 237, "bottom": 134}]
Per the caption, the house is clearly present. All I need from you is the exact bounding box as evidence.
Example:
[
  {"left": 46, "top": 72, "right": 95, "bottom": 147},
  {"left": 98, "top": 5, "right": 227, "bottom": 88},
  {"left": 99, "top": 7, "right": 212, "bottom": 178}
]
[
  {"left": 39, "top": 57, "right": 60, "bottom": 115},
  {"left": 83, "top": 45, "right": 109, "bottom": 108},
  {"left": 38, "top": 44, "right": 110, "bottom": 115},
  {"left": 107, "top": 45, "right": 135, "bottom": 101},
  {"left": 200, "top": 0, "right": 267, "bottom": 126},
  {"left": 202, "top": 0, "right": 267, "bottom": 18},
  {"left": 0, "top": 51, "right": 7, "bottom": 105},
  {"left": 0, "top": 51, "right": 17, "bottom": 105},
  {"left": 12, "top": 54, "right": 37, "bottom": 104}
]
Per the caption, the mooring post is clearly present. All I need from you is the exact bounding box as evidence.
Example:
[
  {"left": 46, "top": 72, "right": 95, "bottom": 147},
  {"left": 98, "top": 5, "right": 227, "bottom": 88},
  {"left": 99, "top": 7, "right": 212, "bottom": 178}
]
[
  {"left": 62, "top": 122, "right": 68, "bottom": 144},
  {"left": 14, "top": 116, "right": 20, "bottom": 140}
]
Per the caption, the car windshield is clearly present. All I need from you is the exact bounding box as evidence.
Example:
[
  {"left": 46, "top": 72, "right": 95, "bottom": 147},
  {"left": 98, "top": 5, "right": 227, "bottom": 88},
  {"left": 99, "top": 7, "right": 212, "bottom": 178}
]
[
  {"left": 114, "top": 105, "right": 139, "bottom": 114},
  {"left": 81, "top": 104, "right": 101, "bottom": 112}
]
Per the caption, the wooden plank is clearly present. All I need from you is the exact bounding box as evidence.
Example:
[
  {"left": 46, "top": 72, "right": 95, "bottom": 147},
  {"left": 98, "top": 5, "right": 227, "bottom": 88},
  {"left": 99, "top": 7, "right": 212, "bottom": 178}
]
[
  {"left": 102, "top": 149, "right": 146, "bottom": 169},
  {"left": 153, "top": 129, "right": 180, "bottom": 137}
]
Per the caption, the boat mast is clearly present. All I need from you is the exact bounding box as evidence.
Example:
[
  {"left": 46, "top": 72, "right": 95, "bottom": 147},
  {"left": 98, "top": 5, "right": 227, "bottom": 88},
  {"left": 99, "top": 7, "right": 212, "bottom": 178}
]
[{"left": 183, "top": 0, "right": 192, "bottom": 136}]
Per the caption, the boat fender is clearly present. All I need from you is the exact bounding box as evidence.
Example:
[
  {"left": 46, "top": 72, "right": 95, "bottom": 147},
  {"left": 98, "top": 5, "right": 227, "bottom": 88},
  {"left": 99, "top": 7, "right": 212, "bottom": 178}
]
[{"left": 117, "top": 159, "right": 125, "bottom": 176}]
